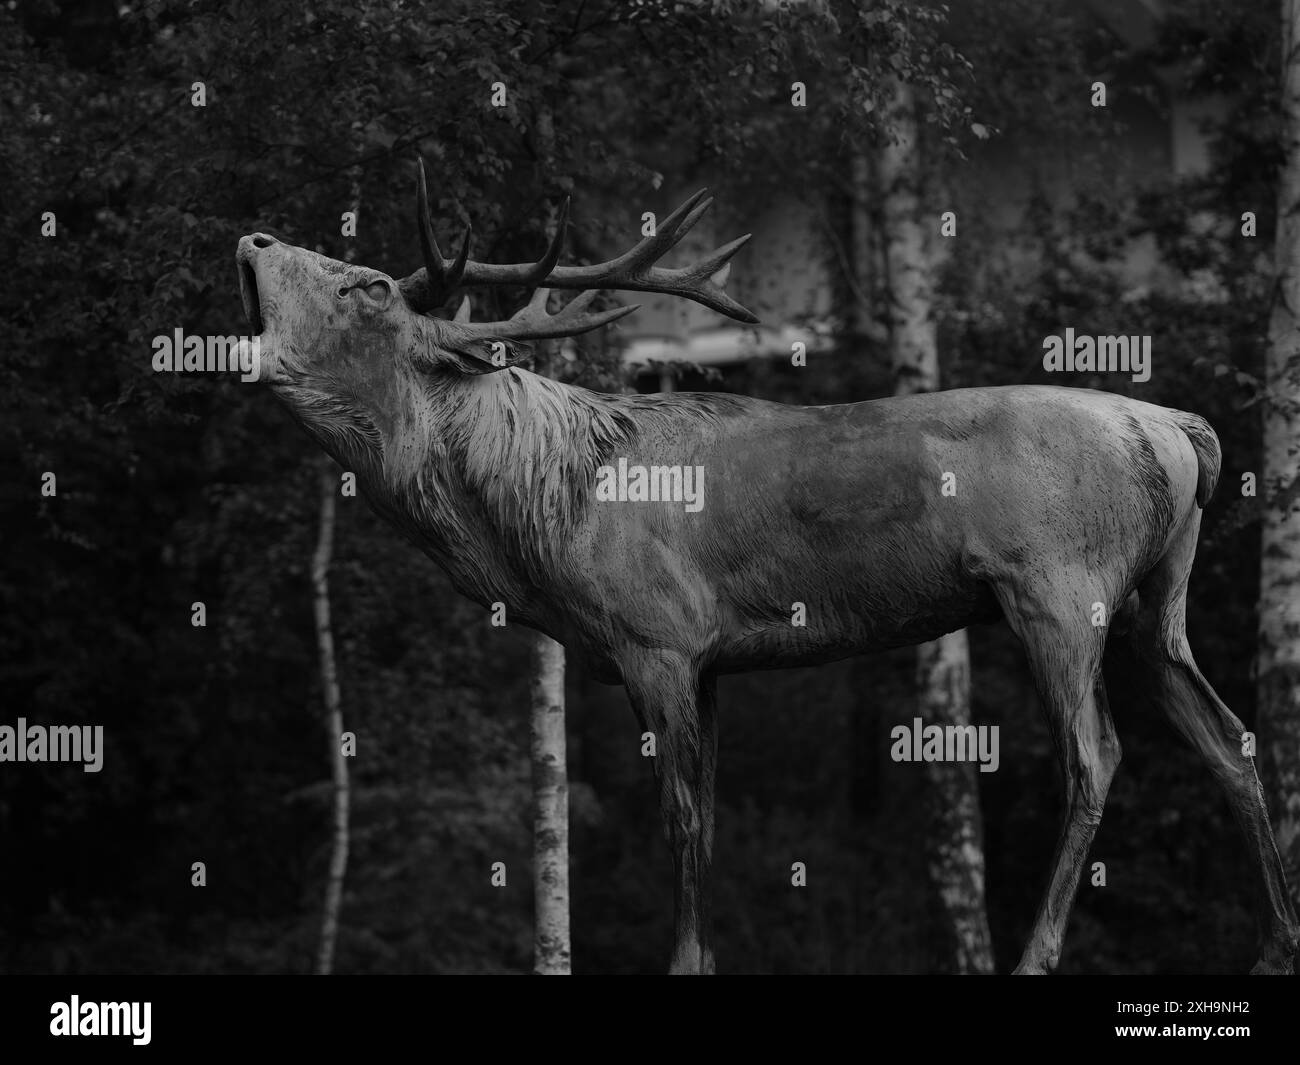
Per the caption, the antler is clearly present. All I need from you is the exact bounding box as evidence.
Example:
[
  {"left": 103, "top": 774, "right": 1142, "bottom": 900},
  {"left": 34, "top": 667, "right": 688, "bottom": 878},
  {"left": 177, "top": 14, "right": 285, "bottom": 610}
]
[
  {"left": 415, "top": 160, "right": 472, "bottom": 306},
  {"left": 450, "top": 288, "right": 639, "bottom": 342},
  {"left": 401, "top": 158, "right": 758, "bottom": 324},
  {"left": 411, "top": 159, "right": 572, "bottom": 311}
]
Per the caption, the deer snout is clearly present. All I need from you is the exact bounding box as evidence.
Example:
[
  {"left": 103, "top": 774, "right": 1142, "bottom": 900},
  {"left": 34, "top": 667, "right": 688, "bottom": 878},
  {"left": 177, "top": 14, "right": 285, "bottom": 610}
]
[{"left": 237, "top": 233, "right": 280, "bottom": 262}]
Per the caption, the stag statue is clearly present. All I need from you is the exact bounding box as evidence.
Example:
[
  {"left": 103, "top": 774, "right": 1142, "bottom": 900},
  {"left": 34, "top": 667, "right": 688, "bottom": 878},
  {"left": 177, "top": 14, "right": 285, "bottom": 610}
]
[{"left": 237, "top": 161, "right": 1297, "bottom": 974}]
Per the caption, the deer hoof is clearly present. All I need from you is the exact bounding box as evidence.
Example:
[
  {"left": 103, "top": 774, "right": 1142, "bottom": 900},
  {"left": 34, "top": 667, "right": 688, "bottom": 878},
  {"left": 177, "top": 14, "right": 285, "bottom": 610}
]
[{"left": 1249, "top": 958, "right": 1294, "bottom": 975}]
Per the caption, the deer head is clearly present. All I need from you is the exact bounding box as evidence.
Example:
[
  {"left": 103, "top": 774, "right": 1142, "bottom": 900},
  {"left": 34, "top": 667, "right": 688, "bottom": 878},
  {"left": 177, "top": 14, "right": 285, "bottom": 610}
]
[{"left": 236, "top": 159, "right": 757, "bottom": 480}]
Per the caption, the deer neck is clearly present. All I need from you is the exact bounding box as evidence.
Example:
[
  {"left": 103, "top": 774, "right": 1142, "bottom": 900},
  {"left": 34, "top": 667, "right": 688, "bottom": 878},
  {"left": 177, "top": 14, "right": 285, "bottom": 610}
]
[{"left": 374, "top": 367, "right": 637, "bottom": 615}]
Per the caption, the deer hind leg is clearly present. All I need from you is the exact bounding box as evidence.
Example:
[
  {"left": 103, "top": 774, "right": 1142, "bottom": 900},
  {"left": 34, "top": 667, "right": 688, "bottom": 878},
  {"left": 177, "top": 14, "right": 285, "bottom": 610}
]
[
  {"left": 621, "top": 649, "right": 715, "bottom": 974},
  {"left": 697, "top": 672, "right": 719, "bottom": 974},
  {"left": 1128, "top": 515, "right": 1299, "bottom": 973},
  {"left": 996, "top": 576, "right": 1120, "bottom": 974}
]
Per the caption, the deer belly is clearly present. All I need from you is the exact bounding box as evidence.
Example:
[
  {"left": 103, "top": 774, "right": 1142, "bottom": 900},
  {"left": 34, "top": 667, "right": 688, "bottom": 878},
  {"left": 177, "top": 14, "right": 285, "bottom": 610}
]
[{"left": 713, "top": 569, "right": 999, "bottom": 672}]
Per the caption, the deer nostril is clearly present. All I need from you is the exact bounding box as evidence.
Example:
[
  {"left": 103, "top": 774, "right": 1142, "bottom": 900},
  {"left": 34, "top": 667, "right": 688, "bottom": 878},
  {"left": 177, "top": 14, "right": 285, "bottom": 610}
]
[{"left": 251, "top": 233, "right": 278, "bottom": 249}]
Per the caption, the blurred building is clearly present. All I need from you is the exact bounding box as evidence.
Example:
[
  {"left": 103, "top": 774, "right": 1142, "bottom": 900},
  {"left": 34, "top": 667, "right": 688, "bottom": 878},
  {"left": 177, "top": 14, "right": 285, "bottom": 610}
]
[{"left": 614, "top": 0, "right": 1228, "bottom": 394}]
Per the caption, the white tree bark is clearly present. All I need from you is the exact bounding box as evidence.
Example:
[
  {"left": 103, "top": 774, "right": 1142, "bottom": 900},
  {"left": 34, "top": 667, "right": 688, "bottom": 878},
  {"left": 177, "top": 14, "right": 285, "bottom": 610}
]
[
  {"left": 314, "top": 182, "right": 358, "bottom": 976},
  {"left": 1260, "top": 0, "right": 1300, "bottom": 905},
  {"left": 878, "top": 77, "right": 995, "bottom": 974},
  {"left": 313, "top": 456, "right": 349, "bottom": 975},
  {"left": 529, "top": 113, "right": 573, "bottom": 973},
  {"left": 530, "top": 631, "right": 571, "bottom": 973}
]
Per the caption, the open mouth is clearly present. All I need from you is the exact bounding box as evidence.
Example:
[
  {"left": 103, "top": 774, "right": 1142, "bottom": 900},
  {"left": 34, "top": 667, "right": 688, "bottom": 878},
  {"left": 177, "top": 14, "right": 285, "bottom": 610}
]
[{"left": 236, "top": 253, "right": 264, "bottom": 335}]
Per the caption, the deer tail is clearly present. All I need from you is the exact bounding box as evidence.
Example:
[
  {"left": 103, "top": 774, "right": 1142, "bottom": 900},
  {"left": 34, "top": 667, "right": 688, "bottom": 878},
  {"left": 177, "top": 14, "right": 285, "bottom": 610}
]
[{"left": 1171, "top": 411, "right": 1221, "bottom": 509}]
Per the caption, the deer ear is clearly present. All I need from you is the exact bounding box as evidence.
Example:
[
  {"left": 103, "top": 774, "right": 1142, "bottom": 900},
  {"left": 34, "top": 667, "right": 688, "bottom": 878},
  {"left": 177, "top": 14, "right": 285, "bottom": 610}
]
[
  {"left": 444, "top": 338, "right": 533, "bottom": 375},
  {"left": 415, "top": 332, "right": 532, "bottom": 376}
]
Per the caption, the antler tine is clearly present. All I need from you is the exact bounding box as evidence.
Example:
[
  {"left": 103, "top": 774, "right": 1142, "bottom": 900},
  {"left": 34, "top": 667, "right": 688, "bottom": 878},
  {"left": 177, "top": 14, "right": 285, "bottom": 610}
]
[
  {"left": 456, "top": 288, "right": 640, "bottom": 341},
  {"left": 413, "top": 157, "right": 471, "bottom": 310},
  {"left": 596, "top": 189, "right": 713, "bottom": 273},
  {"left": 400, "top": 164, "right": 759, "bottom": 323},
  {"left": 536, "top": 189, "right": 758, "bottom": 321},
  {"left": 517, "top": 197, "right": 571, "bottom": 291},
  {"left": 457, "top": 187, "right": 755, "bottom": 322}
]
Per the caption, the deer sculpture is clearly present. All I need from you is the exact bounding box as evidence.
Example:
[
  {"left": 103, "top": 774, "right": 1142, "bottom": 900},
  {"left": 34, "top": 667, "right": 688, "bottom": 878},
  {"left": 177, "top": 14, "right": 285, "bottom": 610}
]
[{"left": 236, "top": 161, "right": 1297, "bottom": 974}]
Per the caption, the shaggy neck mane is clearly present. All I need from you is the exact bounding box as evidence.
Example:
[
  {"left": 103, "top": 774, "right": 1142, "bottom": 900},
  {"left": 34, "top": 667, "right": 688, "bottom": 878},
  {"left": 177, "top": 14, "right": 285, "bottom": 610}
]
[
  {"left": 390, "top": 368, "right": 639, "bottom": 582},
  {"left": 372, "top": 365, "right": 746, "bottom": 600}
]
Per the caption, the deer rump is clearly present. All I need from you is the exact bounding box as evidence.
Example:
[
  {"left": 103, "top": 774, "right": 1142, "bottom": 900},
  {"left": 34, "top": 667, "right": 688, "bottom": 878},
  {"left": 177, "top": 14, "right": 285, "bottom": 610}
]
[{"left": 556, "top": 383, "right": 1207, "bottom": 681}]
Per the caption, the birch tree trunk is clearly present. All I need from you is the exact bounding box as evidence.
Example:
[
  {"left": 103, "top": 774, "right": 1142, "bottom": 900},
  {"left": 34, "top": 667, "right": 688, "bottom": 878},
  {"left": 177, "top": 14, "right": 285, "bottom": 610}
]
[
  {"left": 530, "top": 631, "right": 571, "bottom": 973},
  {"left": 1259, "top": 0, "right": 1300, "bottom": 908},
  {"left": 314, "top": 181, "right": 358, "bottom": 976},
  {"left": 529, "top": 108, "right": 573, "bottom": 973},
  {"left": 877, "top": 78, "right": 995, "bottom": 974},
  {"left": 313, "top": 455, "right": 349, "bottom": 975}
]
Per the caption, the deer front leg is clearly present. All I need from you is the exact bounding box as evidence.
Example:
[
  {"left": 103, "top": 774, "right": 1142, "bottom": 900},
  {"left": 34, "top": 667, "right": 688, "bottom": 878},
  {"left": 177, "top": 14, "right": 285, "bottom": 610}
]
[{"left": 622, "top": 650, "right": 713, "bottom": 974}]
